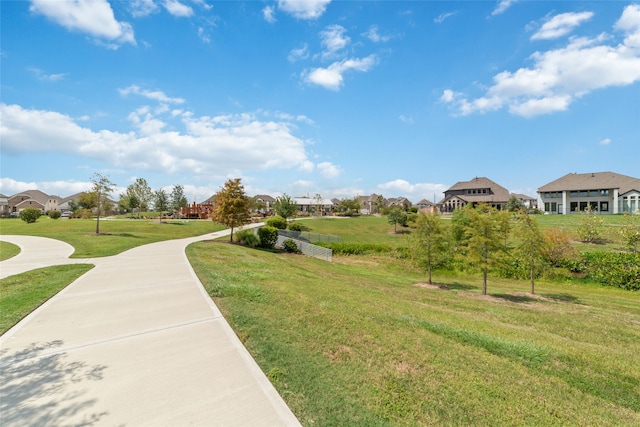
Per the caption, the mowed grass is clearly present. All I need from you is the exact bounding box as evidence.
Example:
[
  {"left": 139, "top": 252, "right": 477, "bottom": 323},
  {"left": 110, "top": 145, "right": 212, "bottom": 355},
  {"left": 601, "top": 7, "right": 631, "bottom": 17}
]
[
  {"left": 0, "top": 264, "right": 94, "bottom": 334},
  {"left": 0, "top": 217, "right": 224, "bottom": 257},
  {"left": 188, "top": 216, "right": 640, "bottom": 426},
  {"left": 0, "top": 241, "right": 20, "bottom": 261}
]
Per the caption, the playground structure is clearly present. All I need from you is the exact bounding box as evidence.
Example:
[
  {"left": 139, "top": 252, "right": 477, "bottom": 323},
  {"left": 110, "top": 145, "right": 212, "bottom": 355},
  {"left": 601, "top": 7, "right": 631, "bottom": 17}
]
[{"left": 180, "top": 201, "right": 214, "bottom": 219}]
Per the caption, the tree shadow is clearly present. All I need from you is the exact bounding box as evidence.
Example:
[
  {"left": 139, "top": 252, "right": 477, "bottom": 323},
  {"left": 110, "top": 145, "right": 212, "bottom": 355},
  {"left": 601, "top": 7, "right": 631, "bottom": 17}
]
[
  {"left": 0, "top": 340, "right": 109, "bottom": 426},
  {"left": 540, "top": 293, "right": 582, "bottom": 304},
  {"left": 446, "top": 282, "right": 477, "bottom": 291},
  {"left": 491, "top": 293, "right": 538, "bottom": 303}
]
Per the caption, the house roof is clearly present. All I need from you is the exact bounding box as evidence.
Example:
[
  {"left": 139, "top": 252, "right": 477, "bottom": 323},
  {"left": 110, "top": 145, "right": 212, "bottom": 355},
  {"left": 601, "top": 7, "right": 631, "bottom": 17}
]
[
  {"left": 511, "top": 193, "right": 536, "bottom": 201},
  {"left": 293, "top": 197, "right": 334, "bottom": 206},
  {"left": 9, "top": 189, "right": 56, "bottom": 205},
  {"left": 254, "top": 194, "right": 275, "bottom": 202},
  {"left": 415, "top": 199, "right": 434, "bottom": 206},
  {"left": 538, "top": 172, "right": 640, "bottom": 194},
  {"left": 442, "top": 177, "right": 511, "bottom": 204}
]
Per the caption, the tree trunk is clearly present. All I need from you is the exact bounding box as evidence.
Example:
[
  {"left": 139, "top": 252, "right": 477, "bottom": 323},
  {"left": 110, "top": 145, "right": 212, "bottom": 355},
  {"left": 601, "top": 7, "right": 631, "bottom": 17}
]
[{"left": 229, "top": 226, "right": 234, "bottom": 242}]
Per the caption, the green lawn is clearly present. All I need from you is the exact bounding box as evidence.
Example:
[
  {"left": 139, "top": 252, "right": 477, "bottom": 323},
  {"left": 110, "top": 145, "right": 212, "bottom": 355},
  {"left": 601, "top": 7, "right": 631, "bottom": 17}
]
[
  {"left": 0, "top": 217, "right": 225, "bottom": 257},
  {"left": 187, "top": 240, "right": 640, "bottom": 426},
  {"left": 0, "top": 264, "right": 94, "bottom": 334},
  {"left": 0, "top": 241, "right": 20, "bottom": 261}
]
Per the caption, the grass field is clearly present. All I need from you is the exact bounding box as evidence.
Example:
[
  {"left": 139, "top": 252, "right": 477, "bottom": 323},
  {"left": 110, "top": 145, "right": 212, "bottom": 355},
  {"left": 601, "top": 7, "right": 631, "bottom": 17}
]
[
  {"left": 0, "top": 264, "right": 94, "bottom": 334},
  {"left": 0, "top": 217, "right": 224, "bottom": 257},
  {"left": 0, "top": 241, "right": 20, "bottom": 261},
  {"left": 188, "top": 216, "right": 640, "bottom": 426}
]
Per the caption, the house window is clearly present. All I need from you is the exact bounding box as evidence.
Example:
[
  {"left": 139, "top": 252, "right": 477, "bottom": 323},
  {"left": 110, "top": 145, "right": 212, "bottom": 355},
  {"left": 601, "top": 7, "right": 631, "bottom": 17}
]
[
  {"left": 600, "top": 189, "right": 609, "bottom": 196},
  {"left": 589, "top": 190, "right": 598, "bottom": 197},
  {"left": 600, "top": 202, "right": 609, "bottom": 212},
  {"left": 579, "top": 202, "right": 588, "bottom": 211},
  {"left": 570, "top": 202, "right": 578, "bottom": 212},
  {"left": 570, "top": 191, "right": 578, "bottom": 197},
  {"left": 579, "top": 191, "right": 588, "bottom": 197}
]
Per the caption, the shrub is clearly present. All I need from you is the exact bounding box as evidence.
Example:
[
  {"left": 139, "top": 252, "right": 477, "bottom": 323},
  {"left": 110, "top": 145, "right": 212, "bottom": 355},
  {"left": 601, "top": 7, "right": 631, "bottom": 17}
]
[
  {"left": 48, "top": 210, "right": 62, "bottom": 219},
  {"left": 258, "top": 226, "right": 278, "bottom": 249},
  {"left": 266, "top": 215, "right": 287, "bottom": 229},
  {"left": 287, "top": 221, "right": 309, "bottom": 232},
  {"left": 543, "top": 227, "right": 577, "bottom": 267},
  {"left": 72, "top": 208, "right": 93, "bottom": 219},
  {"left": 577, "top": 206, "right": 604, "bottom": 243},
  {"left": 582, "top": 252, "right": 640, "bottom": 290},
  {"left": 19, "top": 208, "right": 41, "bottom": 223},
  {"left": 282, "top": 239, "right": 300, "bottom": 253},
  {"left": 316, "top": 242, "right": 391, "bottom": 255},
  {"left": 235, "top": 229, "right": 259, "bottom": 248}
]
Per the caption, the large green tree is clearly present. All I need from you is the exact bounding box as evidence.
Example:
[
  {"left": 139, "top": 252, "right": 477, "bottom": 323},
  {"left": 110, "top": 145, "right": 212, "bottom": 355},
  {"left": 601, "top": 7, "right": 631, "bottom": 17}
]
[
  {"left": 125, "top": 178, "right": 153, "bottom": 217},
  {"left": 273, "top": 193, "right": 297, "bottom": 221},
  {"left": 154, "top": 188, "right": 169, "bottom": 223},
  {"left": 90, "top": 173, "right": 116, "bottom": 235},
  {"left": 412, "top": 212, "right": 447, "bottom": 285},
  {"left": 211, "top": 178, "right": 251, "bottom": 242},
  {"left": 462, "top": 204, "right": 505, "bottom": 295},
  {"left": 170, "top": 184, "right": 188, "bottom": 216}
]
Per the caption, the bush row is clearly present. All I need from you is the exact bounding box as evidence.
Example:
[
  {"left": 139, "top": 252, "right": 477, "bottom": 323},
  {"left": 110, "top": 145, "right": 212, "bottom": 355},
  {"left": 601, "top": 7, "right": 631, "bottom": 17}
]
[
  {"left": 580, "top": 252, "right": 640, "bottom": 290},
  {"left": 234, "top": 226, "right": 299, "bottom": 253},
  {"left": 315, "top": 242, "right": 392, "bottom": 255}
]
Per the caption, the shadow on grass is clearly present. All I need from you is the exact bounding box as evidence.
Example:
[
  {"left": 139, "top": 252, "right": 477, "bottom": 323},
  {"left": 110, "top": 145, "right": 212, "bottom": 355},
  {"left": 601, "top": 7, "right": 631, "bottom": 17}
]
[
  {"left": 0, "top": 340, "right": 108, "bottom": 426},
  {"left": 541, "top": 293, "right": 582, "bottom": 304},
  {"left": 114, "top": 233, "right": 142, "bottom": 238},
  {"left": 446, "top": 282, "right": 477, "bottom": 291},
  {"left": 491, "top": 293, "right": 538, "bottom": 303}
]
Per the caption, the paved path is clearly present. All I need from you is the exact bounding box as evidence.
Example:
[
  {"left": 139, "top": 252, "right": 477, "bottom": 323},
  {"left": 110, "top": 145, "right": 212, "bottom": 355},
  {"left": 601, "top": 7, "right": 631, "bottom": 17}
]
[{"left": 0, "top": 230, "right": 301, "bottom": 426}]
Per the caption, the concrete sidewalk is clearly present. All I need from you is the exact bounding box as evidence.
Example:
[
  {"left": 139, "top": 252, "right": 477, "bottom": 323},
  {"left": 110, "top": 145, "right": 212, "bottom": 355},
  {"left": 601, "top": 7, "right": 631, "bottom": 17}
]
[{"left": 0, "top": 230, "right": 301, "bottom": 426}]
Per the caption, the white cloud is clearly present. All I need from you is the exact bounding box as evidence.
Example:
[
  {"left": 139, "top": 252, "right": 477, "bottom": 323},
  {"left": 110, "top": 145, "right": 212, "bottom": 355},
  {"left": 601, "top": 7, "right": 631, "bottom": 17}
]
[
  {"left": 377, "top": 179, "right": 448, "bottom": 201},
  {"left": 399, "top": 114, "right": 414, "bottom": 124},
  {"left": 163, "top": 0, "right": 193, "bottom": 17},
  {"left": 129, "top": 0, "right": 159, "bottom": 17},
  {"left": 492, "top": 0, "right": 518, "bottom": 16},
  {"left": 29, "top": 0, "right": 135, "bottom": 47},
  {"left": 442, "top": 6, "right": 640, "bottom": 117},
  {"left": 317, "top": 162, "right": 342, "bottom": 178},
  {"left": 599, "top": 137, "right": 612, "bottom": 145},
  {"left": 531, "top": 11, "right": 594, "bottom": 40},
  {"left": 288, "top": 43, "right": 309, "bottom": 62},
  {"left": 303, "top": 55, "right": 378, "bottom": 90},
  {"left": 0, "top": 177, "right": 93, "bottom": 196},
  {"left": 119, "top": 85, "right": 185, "bottom": 104},
  {"left": 434, "top": 12, "right": 457, "bottom": 24},
  {"left": 27, "top": 67, "right": 67, "bottom": 82},
  {"left": 263, "top": 6, "right": 276, "bottom": 23},
  {"left": 1, "top": 103, "right": 313, "bottom": 179},
  {"left": 277, "top": 0, "right": 331, "bottom": 20},
  {"left": 319, "top": 25, "right": 350, "bottom": 59},
  {"left": 363, "top": 25, "right": 390, "bottom": 42}
]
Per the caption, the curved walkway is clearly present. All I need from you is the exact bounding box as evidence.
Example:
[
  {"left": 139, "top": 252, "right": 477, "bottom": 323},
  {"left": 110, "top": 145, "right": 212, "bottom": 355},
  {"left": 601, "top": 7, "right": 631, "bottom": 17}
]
[{"left": 0, "top": 230, "right": 301, "bottom": 426}]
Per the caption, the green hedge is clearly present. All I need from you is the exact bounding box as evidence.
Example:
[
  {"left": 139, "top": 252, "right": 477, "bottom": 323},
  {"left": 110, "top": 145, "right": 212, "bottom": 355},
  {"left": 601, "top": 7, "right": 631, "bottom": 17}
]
[
  {"left": 581, "top": 252, "right": 640, "bottom": 290},
  {"left": 316, "top": 242, "right": 392, "bottom": 255}
]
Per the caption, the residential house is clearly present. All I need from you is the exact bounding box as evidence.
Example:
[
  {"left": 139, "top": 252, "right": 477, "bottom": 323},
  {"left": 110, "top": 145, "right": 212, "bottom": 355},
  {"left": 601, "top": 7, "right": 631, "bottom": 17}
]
[
  {"left": 387, "top": 197, "right": 412, "bottom": 210},
  {"left": 538, "top": 171, "right": 640, "bottom": 214},
  {"left": 415, "top": 199, "right": 437, "bottom": 214},
  {"left": 439, "top": 177, "right": 512, "bottom": 213},
  {"left": 358, "top": 194, "right": 385, "bottom": 214},
  {"left": 0, "top": 194, "right": 9, "bottom": 217},
  {"left": 7, "top": 190, "right": 61, "bottom": 215},
  {"left": 253, "top": 195, "right": 276, "bottom": 215},
  {"left": 511, "top": 193, "right": 538, "bottom": 210}
]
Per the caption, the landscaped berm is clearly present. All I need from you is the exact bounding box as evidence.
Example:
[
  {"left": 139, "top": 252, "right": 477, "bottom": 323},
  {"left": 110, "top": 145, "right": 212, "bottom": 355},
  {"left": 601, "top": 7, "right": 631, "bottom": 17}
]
[{"left": 2, "top": 214, "right": 639, "bottom": 426}]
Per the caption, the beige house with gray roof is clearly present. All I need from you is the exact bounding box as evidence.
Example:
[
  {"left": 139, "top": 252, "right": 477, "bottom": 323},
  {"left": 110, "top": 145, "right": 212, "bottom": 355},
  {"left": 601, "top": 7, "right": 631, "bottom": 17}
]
[
  {"left": 538, "top": 171, "right": 640, "bottom": 215},
  {"left": 439, "top": 177, "right": 512, "bottom": 213}
]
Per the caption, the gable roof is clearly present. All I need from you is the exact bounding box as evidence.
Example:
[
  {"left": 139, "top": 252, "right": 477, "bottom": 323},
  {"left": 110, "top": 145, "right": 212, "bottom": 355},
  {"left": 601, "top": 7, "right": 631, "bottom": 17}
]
[
  {"left": 254, "top": 194, "right": 276, "bottom": 202},
  {"left": 538, "top": 172, "right": 640, "bottom": 194}
]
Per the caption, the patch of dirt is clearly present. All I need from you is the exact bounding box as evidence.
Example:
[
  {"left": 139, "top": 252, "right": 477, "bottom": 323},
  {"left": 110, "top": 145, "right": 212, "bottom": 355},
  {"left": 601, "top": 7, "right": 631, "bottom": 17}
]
[{"left": 413, "top": 282, "right": 451, "bottom": 290}]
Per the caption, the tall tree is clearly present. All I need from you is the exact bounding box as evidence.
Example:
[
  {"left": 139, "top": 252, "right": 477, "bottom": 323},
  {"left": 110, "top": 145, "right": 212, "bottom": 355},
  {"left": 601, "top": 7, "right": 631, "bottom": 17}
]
[
  {"left": 211, "top": 178, "right": 251, "bottom": 242},
  {"left": 273, "top": 193, "right": 296, "bottom": 221},
  {"left": 513, "top": 211, "right": 548, "bottom": 294},
  {"left": 127, "top": 178, "right": 153, "bottom": 216},
  {"left": 154, "top": 189, "right": 169, "bottom": 223},
  {"left": 463, "top": 204, "right": 504, "bottom": 295},
  {"left": 170, "top": 184, "right": 188, "bottom": 216},
  {"left": 412, "top": 212, "right": 447, "bottom": 285},
  {"left": 90, "top": 173, "right": 116, "bottom": 235}
]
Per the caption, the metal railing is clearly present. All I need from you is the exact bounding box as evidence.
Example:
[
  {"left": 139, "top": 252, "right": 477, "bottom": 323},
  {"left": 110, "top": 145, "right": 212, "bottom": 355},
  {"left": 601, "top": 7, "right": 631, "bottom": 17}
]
[
  {"left": 277, "top": 235, "right": 332, "bottom": 262},
  {"left": 278, "top": 230, "right": 341, "bottom": 244}
]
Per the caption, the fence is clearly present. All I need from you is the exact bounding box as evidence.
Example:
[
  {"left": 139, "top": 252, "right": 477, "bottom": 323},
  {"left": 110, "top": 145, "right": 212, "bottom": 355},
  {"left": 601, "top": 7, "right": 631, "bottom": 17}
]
[
  {"left": 278, "top": 230, "right": 341, "bottom": 244},
  {"left": 277, "top": 235, "right": 332, "bottom": 262}
]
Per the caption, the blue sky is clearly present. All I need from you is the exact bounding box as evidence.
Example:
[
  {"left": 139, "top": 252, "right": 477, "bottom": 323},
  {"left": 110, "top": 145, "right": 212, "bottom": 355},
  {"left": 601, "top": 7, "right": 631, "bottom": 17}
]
[{"left": 1, "top": 0, "right": 639, "bottom": 203}]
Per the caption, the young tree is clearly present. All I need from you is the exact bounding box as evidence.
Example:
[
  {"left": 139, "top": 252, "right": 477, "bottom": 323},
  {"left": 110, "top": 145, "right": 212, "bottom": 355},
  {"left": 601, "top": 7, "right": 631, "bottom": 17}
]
[
  {"left": 388, "top": 206, "right": 407, "bottom": 233},
  {"left": 118, "top": 193, "right": 139, "bottom": 217},
  {"left": 412, "top": 212, "right": 447, "bottom": 285},
  {"left": 577, "top": 205, "right": 603, "bottom": 243},
  {"left": 154, "top": 189, "right": 169, "bottom": 223},
  {"left": 314, "top": 193, "right": 324, "bottom": 217},
  {"left": 374, "top": 195, "right": 386, "bottom": 215},
  {"left": 463, "top": 204, "right": 504, "bottom": 295},
  {"left": 619, "top": 213, "right": 640, "bottom": 253},
  {"left": 90, "top": 173, "right": 116, "bottom": 235},
  {"left": 506, "top": 195, "right": 524, "bottom": 212},
  {"left": 170, "top": 184, "right": 188, "bottom": 216},
  {"left": 211, "top": 178, "right": 251, "bottom": 242},
  {"left": 126, "top": 178, "right": 153, "bottom": 216},
  {"left": 273, "top": 193, "right": 297, "bottom": 221},
  {"left": 513, "top": 211, "right": 548, "bottom": 294}
]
